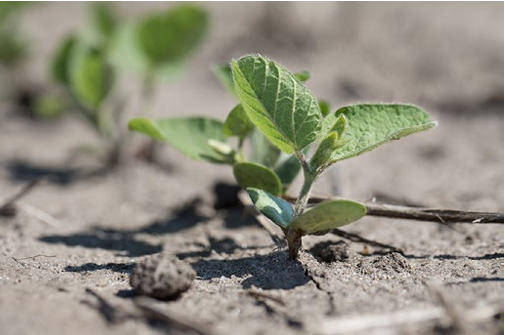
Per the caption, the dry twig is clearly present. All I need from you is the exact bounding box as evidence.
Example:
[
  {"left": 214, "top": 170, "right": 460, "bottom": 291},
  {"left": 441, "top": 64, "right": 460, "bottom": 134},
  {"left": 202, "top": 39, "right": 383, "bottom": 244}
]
[
  {"left": 0, "top": 179, "right": 41, "bottom": 216},
  {"left": 283, "top": 195, "right": 504, "bottom": 224},
  {"left": 314, "top": 304, "right": 501, "bottom": 335},
  {"left": 133, "top": 297, "right": 220, "bottom": 335}
]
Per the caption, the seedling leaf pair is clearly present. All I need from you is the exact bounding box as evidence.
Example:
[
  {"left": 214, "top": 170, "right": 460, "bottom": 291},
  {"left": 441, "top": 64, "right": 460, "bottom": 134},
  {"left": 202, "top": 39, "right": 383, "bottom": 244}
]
[{"left": 247, "top": 188, "right": 366, "bottom": 235}]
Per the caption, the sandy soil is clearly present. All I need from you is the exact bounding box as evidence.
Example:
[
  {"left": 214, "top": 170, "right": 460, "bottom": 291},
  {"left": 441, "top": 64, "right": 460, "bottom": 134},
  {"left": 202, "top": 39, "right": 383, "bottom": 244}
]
[{"left": 0, "top": 2, "right": 503, "bottom": 335}]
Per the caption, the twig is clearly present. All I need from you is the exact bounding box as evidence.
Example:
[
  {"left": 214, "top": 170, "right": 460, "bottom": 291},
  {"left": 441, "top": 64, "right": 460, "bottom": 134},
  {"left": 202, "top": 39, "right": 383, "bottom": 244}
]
[
  {"left": 314, "top": 304, "right": 501, "bottom": 335},
  {"left": 133, "top": 297, "right": 220, "bottom": 335},
  {"left": 428, "top": 284, "right": 467, "bottom": 334},
  {"left": 18, "top": 203, "right": 63, "bottom": 227},
  {"left": 85, "top": 288, "right": 126, "bottom": 324},
  {"left": 0, "top": 179, "right": 41, "bottom": 216},
  {"left": 12, "top": 254, "right": 56, "bottom": 263},
  {"left": 247, "top": 286, "right": 285, "bottom": 306},
  {"left": 283, "top": 195, "right": 504, "bottom": 224}
]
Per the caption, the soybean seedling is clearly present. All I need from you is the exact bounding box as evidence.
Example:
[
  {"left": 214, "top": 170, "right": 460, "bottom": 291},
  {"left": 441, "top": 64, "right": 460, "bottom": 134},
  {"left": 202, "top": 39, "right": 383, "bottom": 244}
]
[
  {"left": 129, "top": 55, "right": 437, "bottom": 259},
  {"left": 38, "top": 3, "right": 208, "bottom": 165}
]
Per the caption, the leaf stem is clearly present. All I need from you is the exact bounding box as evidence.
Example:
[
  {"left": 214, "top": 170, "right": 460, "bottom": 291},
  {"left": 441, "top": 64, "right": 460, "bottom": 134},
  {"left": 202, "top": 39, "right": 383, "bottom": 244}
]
[{"left": 293, "top": 149, "right": 315, "bottom": 219}]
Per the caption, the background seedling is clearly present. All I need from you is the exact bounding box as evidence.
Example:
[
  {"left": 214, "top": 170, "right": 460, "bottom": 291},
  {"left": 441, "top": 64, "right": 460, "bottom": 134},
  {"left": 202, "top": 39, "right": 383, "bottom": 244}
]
[
  {"left": 35, "top": 3, "right": 208, "bottom": 166},
  {"left": 129, "top": 55, "right": 438, "bottom": 259}
]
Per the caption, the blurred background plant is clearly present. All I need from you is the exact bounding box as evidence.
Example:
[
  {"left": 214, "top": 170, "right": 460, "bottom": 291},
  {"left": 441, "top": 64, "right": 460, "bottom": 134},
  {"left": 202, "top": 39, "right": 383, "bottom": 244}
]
[
  {"left": 28, "top": 2, "right": 208, "bottom": 166},
  {"left": 0, "top": 1, "right": 37, "bottom": 115}
]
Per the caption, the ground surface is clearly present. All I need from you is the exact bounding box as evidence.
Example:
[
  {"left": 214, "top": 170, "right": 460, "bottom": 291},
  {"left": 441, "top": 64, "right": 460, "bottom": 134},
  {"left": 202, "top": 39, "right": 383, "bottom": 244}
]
[{"left": 0, "top": 2, "right": 503, "bottom": 335}]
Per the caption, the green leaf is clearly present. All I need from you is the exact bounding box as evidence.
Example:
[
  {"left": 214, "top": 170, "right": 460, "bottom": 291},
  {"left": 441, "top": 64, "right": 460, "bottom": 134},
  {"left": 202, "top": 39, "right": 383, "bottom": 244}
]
[
  {"left": 231, "top": 55, "right": 322, "bottom": 154},
  {"left": 128, "top": 117, "right": 227, "bottom": 163},
  {"left": 223, "top": 104, "right": 254, "bottom": 140},
  {"left": 247, "top": 187, "right": 293, "bottom": 229},
  {"left": 91, "top": 2, "right": 117, "bottom": 42},
  {"left": 310, "top": 132, "right": 347, "bottom": 171},
  {"left": 320, "top": 113, "right": 347, "bottom": 140},
  {"left": 318, "top": 100, "right": 331, "bottom": 117},
  {"left": 294, "top": 70, "right": 310, "bottom": 82},
  {"left": 109, "top": 22, "right": 186, "bottom": 82},
  {"left": 291, "top": 199, "right": 367, "bottom": 235},
  {"left": 212, "top": 63, "right": 235, "bottom": 97},
  {"left": 330, "top": 104, "right": 437, "bottom": 163},
  {"left": 69, "top": 46, "right": 115, "bottom": 111},
  {"left": 51, "top": 35, "right": 77, "bottom": 85},
  {"left": 234, "top": 162, "right": 283, "bottom": 196},
  {"left": 136, "top": 4, "right": 208, "bottom": 66},
  {"left": 207, "top": 139, "right": 236, "bottom": 164}
]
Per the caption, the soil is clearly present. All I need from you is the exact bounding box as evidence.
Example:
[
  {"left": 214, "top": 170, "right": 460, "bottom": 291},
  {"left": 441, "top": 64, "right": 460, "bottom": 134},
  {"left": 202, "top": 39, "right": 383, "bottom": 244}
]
[{"left": 0, "top": 2, "right": 503, "bottom": 335}]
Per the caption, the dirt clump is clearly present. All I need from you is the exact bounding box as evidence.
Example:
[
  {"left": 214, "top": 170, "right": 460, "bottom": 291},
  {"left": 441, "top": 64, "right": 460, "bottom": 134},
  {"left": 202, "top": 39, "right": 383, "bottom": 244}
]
[{"left": 130, "top": 253, "right": 196, "bottom": 300}]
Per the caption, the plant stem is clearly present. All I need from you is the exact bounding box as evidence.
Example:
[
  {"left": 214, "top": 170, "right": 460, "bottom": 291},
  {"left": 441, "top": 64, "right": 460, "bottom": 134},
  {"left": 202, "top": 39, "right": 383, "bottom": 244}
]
[{"left": 288, "top": 149, "right": 317, "bottom": 259}]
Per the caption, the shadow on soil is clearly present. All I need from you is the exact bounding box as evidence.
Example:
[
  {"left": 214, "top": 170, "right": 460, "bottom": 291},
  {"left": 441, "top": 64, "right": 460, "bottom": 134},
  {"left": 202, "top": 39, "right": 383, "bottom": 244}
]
[
  {"left": 192, "top": 250, "right": 310, "bottom": 290},
  {"left": 38, "top": 195, "right": 261, "bottom": 257},
  {"left": 6, "top": 159, "right": 112, "bottom": 185},
  {"left": 65, "top": 262, "right": 135, "bottom": 273}
]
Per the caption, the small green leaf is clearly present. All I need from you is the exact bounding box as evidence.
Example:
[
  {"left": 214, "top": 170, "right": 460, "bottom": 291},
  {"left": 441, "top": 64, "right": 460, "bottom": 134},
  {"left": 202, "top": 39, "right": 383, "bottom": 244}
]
[
  {"left": 247, "top": 187, "right": 293, "bottom": 228},
  {"left": 69, "top": 46, "right": 115, "bottom": 111},
  {"left": 129, "top": 117, "right": 227, "bottom": 163},
  {"left": 318, "top": 100, "right": 331, "bottom": 117},
  {"left": 223, "top": 104, "right": 254, "bottom": 140},
  {"left": 52, "top": 35, "right": 77, "bottom": 85},
  {"left": 294, "top": 70, "right": 310, "bottom": 82},
  {"left": 91, "top": 2, "right": 117, "bottom": 41},
  {"left": 291, "top": 200, "right": 367, "bottom": 235},
  {"left": 136, "top": 4, "right": 208, "bottom": 66},
  {"left": 212, "top": 63, "right": 235, "bottom": 97},
  {"left": 330, "top": 104, "right": 437, "bottom": 163},
  {"left": 233, "top": 162, "right": 283, "bottom": 196},
  {"left": 231, "top": 55, "right": 322, "bottom": 154},
  {"left": 310, "top": 132, "right": 347, "bottom": 171},
  {"left": 320, "top": 113, "right": 347, "bottom": 140}
]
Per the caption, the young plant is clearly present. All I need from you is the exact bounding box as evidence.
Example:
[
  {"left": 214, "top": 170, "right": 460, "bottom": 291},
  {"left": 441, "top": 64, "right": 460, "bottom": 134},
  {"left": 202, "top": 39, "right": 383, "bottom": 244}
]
[
  {"left": 36, "top": 3, "right": 208, "bottom": 166},
  {"left": 129, "top": 55, "right": 437, "bottom": 259}
]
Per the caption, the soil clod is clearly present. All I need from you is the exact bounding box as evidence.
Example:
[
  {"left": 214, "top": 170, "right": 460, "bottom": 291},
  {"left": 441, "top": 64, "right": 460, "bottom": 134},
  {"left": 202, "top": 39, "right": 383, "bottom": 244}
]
[{"left": 130, "top": 253, "right": 196, "bottom": 300}]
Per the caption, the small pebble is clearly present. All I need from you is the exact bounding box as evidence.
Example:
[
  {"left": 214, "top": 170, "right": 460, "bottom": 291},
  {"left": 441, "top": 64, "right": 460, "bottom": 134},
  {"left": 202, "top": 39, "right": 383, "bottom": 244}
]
[{"left": 130, "top": 253, "right": 196, "bottom": 300}]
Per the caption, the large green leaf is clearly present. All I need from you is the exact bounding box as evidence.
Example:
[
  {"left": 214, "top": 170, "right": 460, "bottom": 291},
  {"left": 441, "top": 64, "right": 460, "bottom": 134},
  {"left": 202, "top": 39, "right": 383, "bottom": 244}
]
[
  {"left": 128, "top": 117, "right": 227, "bottom": 163},
  {"left": 291, "top": 200, "right": 367, "bottom": 235},
  {"left": 234, "top": 162, "right": 283, "bottom": 196},
  {"left": 223, "top": 104, "right": 254, "bottom": 140},
  {"left": 329, "top": 104, "right": 437, "bottom": 163},
  {"left": 69, "top": 46, "right": 114, "bottom": 111},
  {"left": 231, "top": 55, "right": 322, "bottom": 154},
  {"left": 247, "top": 187, "right": 293, "bottom": 229},
  {"left": 136, "top": 4, "right": 208, "bottom": 66}
]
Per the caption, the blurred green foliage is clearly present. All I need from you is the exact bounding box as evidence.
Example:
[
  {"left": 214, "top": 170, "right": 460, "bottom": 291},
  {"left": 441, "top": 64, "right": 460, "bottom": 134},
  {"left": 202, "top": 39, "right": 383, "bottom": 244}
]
[{"left": 33, "top": 2, "right": 209, "bottom": 165}]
